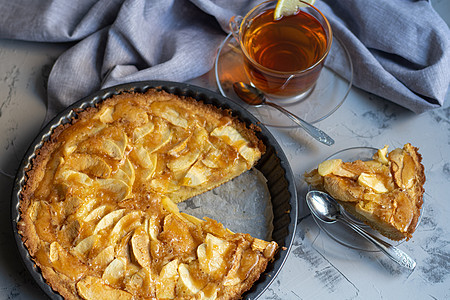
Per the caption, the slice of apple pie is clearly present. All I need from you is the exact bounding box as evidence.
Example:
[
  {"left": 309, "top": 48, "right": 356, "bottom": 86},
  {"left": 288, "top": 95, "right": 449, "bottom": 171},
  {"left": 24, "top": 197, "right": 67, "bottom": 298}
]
[
  {"left": 304, "top": 144, "right": 425, "bottom": 241},
  {"left": 18, "top": 89, "right": 277, "bottom": 300}
]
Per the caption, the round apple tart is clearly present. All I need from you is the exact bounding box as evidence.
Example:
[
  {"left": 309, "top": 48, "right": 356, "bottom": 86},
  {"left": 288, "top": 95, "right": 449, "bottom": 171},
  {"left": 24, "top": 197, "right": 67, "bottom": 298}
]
[{"left": 18, "top": 89, "right": 278, "bottom": 300}]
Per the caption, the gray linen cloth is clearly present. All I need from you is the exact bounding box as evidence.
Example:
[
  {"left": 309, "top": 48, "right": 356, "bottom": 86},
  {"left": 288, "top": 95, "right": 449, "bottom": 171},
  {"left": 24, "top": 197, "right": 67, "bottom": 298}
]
[{"left": 0, "top": 0, "right": 448, "bottom": 121}]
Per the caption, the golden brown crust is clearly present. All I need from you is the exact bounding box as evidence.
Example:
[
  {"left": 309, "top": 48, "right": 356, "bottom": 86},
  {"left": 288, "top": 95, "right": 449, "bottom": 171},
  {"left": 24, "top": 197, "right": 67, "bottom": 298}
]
[
  {"left": 18, "top": 89, "right": 276, "bottom": 300},
  {"left": 305, "top": 143, "right": 425, "bottom": 241}
]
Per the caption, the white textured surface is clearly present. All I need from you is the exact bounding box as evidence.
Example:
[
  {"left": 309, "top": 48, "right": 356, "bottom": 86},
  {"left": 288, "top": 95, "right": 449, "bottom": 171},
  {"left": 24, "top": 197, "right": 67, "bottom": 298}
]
[{"left": 0, "top": 2, "right": 449, "bottom": 299}]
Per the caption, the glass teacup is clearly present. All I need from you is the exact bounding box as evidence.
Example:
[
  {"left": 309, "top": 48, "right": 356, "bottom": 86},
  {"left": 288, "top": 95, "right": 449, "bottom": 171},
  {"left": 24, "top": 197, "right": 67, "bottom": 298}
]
[{"left": 229, "top": 0, "right": 332, "bottom": 101}]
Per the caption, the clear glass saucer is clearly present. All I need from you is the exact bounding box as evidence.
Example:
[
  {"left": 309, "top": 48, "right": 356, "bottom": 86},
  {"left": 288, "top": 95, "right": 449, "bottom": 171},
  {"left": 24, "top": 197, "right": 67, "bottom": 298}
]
[
  {"left": 309, "top": 147, "right": 424, "bottom": 252},
  {"left": 214, "top": 32, "right": 353, "bottom": 127}
]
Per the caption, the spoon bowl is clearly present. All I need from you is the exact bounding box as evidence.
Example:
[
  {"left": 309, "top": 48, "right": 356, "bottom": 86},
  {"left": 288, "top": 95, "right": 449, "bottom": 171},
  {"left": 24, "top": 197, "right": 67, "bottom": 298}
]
[
  {"left": 306, "top": 190, "right": 339, "bottom": 223},
  {"left": 306, "top": 190, "right": 416, "bottom": 270},
  {"left": 232, "top": 82, "right": 334, "bottom": 146},
  {"left": 233, "top": 82, "right": 265, "bottom": 106}
]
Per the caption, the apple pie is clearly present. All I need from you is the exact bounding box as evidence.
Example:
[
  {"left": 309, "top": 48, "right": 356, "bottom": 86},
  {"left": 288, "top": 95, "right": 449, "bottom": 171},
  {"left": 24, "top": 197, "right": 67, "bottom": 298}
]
[
  {"left": 304, "top": 144, "right": 425, "bottom": 241},
  {"left": 18, "top": 89, "right": 278, "bottom": 300}
]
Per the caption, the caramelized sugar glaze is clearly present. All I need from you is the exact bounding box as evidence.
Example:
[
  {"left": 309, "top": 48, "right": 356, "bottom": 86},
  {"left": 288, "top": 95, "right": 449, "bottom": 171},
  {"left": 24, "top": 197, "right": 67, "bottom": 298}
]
[
  {"left": 18, "top": 89, "right": 278, "bottom": 299},
  {"left": 305, "top": 144, "right": 425, "bottom": 241}
]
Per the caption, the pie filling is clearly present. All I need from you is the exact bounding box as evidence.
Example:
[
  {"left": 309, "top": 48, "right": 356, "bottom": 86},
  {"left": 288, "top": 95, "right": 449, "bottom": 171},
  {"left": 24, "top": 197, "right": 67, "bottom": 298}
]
[
  {"left": 18, "top": 90, "right": 278, "bottom": 300},
  {"left": 305, "top": 143, "right": 425, "bottom": 241}
]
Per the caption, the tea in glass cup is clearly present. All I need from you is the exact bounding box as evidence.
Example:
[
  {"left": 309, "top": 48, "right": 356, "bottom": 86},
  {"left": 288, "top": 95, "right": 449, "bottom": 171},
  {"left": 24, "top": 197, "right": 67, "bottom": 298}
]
[{"left": 230, "top": 0, "right": 332, "bottom": 100}]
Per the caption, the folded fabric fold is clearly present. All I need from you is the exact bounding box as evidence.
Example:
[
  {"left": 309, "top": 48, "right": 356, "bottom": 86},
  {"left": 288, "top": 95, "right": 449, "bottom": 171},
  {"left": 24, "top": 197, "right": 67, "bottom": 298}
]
[
  {"left": 0, "top": 0, "right": 448, "bottom": 120},
  {"left": 317, "top": 0, "right": 450, "bottom": 113}
]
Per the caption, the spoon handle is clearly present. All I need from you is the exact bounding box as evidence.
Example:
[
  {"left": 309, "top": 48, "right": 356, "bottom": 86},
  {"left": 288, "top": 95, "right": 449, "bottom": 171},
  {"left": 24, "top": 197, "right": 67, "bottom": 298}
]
[
  {"left": 339, "top": 217, "right": 416, "bottom": 270},
  {"left": 265, "top": 101, "right": 334, "bottom": 146}
]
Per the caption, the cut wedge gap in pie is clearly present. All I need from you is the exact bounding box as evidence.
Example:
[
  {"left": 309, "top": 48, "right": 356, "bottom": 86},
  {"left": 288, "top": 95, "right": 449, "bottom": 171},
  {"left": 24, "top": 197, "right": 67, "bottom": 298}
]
[{"left": 304, "top": 143, "right": 425, "bottom": 241}]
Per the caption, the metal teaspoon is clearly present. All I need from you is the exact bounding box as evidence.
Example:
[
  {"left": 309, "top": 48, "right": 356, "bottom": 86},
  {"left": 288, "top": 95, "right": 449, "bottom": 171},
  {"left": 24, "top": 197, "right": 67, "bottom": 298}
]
[
  {"left": 232, "top": 82, "right": 334, "bottom": 146},
  {"left": 306, "top": 190, "right": 416, "bottom": 270}
]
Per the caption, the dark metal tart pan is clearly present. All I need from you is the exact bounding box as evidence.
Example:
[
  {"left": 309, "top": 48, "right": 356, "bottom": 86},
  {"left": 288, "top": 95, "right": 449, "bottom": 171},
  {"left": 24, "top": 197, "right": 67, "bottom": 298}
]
[{"left": 11, "top": 81, "right": 298, "bottom": 299}]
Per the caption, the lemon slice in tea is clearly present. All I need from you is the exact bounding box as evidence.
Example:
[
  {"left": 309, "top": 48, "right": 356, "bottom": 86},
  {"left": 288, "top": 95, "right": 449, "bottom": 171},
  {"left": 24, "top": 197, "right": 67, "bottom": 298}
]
[{"left": 274, "top": 0, "right": 316, "bottom": 19}]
